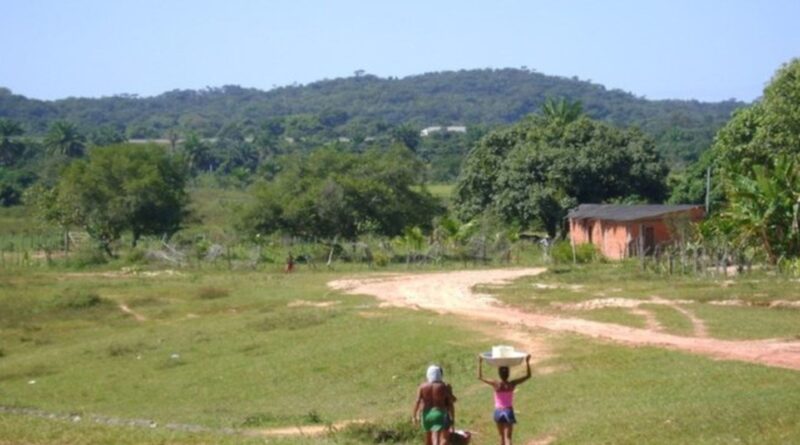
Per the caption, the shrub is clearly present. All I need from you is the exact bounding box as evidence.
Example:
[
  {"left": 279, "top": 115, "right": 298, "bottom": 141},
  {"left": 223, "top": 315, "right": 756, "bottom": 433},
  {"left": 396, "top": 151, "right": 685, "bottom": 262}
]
[
  {"left": 67, "top": 246, "right": 108, "bottom": 268},
  {"left": 304, "top": 409, "right": 323, "bottom": 424},
  {"left": 551, "top": 240, "right": 601, "bottom": 264},
  {"left": 372, "top": 251, "right": 391, "bottom": 267},
  {"left": 196, "top": 286, "right": 230, "bottom": 300},
  {"left": 124, "top": 247, "right": 147, "bottom": 264}
]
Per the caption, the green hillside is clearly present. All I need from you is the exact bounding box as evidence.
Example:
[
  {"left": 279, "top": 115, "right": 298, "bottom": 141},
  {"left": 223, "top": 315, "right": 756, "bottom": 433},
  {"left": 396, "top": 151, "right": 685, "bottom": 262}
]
[{"left": 0, "top": 68, "right": 742, "bottom": 164}]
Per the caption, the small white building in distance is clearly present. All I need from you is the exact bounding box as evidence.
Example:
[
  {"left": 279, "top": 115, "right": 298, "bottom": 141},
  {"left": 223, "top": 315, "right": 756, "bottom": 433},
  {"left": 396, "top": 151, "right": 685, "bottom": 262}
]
[{"left": 420, "top": 126, "right": 467, "bottom": 137}]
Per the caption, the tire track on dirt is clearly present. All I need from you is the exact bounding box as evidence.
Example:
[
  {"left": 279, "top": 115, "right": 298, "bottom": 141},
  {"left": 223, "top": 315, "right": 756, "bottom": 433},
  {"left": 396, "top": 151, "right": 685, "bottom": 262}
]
[{"left": 329, "top": 268, "right": 800, "bottom": 371}]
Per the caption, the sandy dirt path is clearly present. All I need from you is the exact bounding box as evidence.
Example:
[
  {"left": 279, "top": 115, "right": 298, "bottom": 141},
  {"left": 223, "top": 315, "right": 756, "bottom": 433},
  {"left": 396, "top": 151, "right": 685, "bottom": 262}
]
[
  {"left": 329, "top": 268, "right": 800, "bottom": 371},
  {"left": 118, "top": 303, "right": 147, "bottom": 322}
]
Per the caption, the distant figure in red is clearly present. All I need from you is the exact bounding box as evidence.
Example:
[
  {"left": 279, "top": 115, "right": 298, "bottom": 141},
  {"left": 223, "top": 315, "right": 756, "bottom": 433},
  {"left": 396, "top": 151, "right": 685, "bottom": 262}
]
[{"left": 285, "top": 253, "right": 294, "bottom": 273}]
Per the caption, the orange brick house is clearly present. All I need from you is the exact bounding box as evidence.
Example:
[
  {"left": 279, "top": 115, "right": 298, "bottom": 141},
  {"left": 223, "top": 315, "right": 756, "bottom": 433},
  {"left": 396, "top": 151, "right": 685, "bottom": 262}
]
[{"left": 567, "top": 204, "right": 705, "bottom": 260}]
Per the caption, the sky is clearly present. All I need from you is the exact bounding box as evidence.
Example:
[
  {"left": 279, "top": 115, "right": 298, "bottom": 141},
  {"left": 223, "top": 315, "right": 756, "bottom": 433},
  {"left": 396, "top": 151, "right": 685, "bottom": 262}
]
[{"left": 2, "top": 0, "right": 799, "bottom": 102}]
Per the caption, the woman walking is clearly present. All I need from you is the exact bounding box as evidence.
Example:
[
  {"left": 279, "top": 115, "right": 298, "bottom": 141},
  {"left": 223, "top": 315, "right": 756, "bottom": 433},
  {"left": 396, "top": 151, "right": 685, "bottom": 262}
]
[
  {"left": 413, "top": 365, "right": 457, "bottom": 445},
  {"left": 478, "top": 354, "right": 531, "bottom": 445}
]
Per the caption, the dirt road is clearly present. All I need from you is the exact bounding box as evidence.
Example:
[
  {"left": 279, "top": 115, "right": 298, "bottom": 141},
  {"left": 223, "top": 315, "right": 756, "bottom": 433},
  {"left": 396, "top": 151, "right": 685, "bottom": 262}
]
[{"left": 329, "top": 268, "right": 800, "bottom": 371}]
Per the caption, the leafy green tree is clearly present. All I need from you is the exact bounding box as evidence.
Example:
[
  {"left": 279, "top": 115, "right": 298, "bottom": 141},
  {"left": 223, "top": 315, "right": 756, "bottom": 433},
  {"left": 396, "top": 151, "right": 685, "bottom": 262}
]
[
  {"left": 181, "top": 133, "right": 216, "bottom": 174},
  {"left": 391, "top": 124, "right": 421, "bottom": 151},
  {"left": 706, "top": 59, "right": 800, "bottom": 262},
  {"left": 89, "top": 125, "right": 126, "bottom": 147},
  {"left": 713, "top": 59, "right": 800, "bottom": 176},
  {"left": 240, "top": 145, "right": 442, "bottom": 240},
  {"left": 541, "top": 97, "right": 583, "bottom": 124},
  {"left": 456, "top": 112, "right": 668, "bottom": 237},
  {"left": 44, "top": 121, "right": 86, "bottom": 157},
  {"left": 42, "top": 144, "right": 188, "bottom": 254},
  {"left": 0, "top": 118, "right": 25, "bottom": 166}
]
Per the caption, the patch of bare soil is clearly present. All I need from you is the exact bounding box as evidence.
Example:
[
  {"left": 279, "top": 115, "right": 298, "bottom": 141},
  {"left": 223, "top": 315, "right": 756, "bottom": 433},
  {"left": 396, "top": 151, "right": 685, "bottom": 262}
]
[
  {"left": 118, "top": 303, "right": 147, "bottom": 322},
  {"left": 62, "top": 268, "right": 184, "bottom": 279},
  {"left": 527, "top": 433, "right": 558, "bottom": 445},
  {"left": 247, "top": 420, "right": 364, "bottom": 437},
  {"left": 330, "top": 269, "right": 800, "bottom": 371},
  {"left": 287, "top": 300, "right": 340, "bottom": 308},
  {"left": 710, "top": 299, "right": 800, "bottom": 309}
]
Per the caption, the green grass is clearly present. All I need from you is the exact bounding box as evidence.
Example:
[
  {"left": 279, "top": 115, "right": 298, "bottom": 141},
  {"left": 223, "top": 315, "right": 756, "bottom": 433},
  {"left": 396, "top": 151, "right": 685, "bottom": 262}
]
[
  {"left": 527, "top": 335, "right": 800, "bottom": 444},
  {"left": 694, "top": 304, "right": 800, "bottom": 340},
  {"left": 3, "top": 264, "right": 800, "bottom": 444},
  {"left": 641, "top": 304, "right": 696, "bottom": 336},
  {"left": 0, "top": 268, "right": 487, "bottom": 441},
  {"left": 491, "top": 262, "right": 800, "bottom": 340}
]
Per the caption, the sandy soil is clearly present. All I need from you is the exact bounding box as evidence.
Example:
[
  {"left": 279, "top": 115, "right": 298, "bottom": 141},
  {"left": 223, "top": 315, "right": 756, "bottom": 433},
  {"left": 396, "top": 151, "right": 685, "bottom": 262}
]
[
  {"left": 329, "top": 268, "right": 800, "bottom": 371},
  {"left": 118, "top": 303, "right": 147, "bottom": 322},
  {"left": 247, "top": 420, "right": 364, "bottom": 437}
]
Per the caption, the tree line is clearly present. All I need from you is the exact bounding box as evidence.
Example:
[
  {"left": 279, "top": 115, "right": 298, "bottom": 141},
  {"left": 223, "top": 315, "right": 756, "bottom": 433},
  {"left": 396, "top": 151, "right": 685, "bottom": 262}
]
[
  {"left": 1, "top": 68, "right": 741, "bottom": 166},
  {"left": 8, "top": 60, "right": 800, "bottom": 266}
]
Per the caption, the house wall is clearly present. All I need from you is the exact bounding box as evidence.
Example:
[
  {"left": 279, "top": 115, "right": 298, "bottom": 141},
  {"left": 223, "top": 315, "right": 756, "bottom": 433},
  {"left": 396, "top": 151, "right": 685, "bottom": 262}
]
[{"left": 569, "top": 208, "right": 705, "bottom": 260}]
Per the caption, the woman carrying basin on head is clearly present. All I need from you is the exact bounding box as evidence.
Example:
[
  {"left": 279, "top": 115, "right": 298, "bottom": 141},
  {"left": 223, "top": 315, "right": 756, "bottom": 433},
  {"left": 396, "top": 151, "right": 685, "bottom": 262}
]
[
  {"left": 478, "top": 353, "right": 531, "bottom": 445},
  {"left": 413, "top": 365, "right": 457, "bottom": 445}
]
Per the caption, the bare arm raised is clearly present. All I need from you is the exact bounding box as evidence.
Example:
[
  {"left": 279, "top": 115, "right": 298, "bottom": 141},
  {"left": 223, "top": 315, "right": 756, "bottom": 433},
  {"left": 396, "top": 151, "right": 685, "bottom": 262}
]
[
  {"left": 510, "top": 355, "right": 532, "bottom": 385},
  {"left": 477, "top": 355, "right": 497, "bottom": 387}
]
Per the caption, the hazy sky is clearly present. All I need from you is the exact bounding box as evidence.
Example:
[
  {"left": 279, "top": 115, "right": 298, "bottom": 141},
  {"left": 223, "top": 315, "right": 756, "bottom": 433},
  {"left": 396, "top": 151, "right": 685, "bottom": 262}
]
[{"left": 2, "top": 0, "right": 798, "bottom": 101}]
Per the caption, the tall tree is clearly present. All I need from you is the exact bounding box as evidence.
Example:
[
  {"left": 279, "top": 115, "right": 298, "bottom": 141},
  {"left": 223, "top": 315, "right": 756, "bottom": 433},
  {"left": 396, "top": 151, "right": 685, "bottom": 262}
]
[
  {"left": 240, "top": 145, "right": 442, "bottom": 240},
  {"left": 456, "top": 111, "right": 668, "bottom": 237},
  {"left": 44, "top": 121, "right": 86, "bottom": 157},
  {"left": 0, "top": 118, "right": 25, "bottom": 166},
  {"left": 41, "top": 144, "right": 188, "bottom": 254},
  {"left": 541, "top": 97, "right": 583, "bottom": 124},
  {"left": 707, "top": 58, "right": 800, "bottom": 262}
]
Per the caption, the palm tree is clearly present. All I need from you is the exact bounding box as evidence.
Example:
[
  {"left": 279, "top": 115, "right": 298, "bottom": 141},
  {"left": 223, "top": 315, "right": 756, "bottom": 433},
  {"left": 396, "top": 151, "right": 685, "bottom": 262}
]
[
  {"left": 0, "top": 118, "right": 24, "bottom": 166},
  {"left": 44, "top": 121, "right": 86, "bottom": 157},
  {"left": 541, "top": 97, "right": 583, "bottom": 124},
  {"left": 181, "top": 133, "right": 213, "bottom": 173},
  {"left": 724, "top": 155, "right": 800, "bottom": 263}
]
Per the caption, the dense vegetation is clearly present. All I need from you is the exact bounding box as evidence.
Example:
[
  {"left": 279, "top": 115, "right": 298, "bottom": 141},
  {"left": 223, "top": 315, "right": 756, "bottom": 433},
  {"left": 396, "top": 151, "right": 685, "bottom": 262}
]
[
  {"left": 27, "top": 144, "right": 189, "bottom": 254},
  {"left": 702, "top": 59, "right": 800, "bottom": 263},
  {"left": 239, "top": 145, "right": 441, "bottom": 240},
  {"left": 455, "top": 100, "right": 668, "bottom": 236},
  {"left": 1, "top": 68, "right": 741, "bottom": 166}
]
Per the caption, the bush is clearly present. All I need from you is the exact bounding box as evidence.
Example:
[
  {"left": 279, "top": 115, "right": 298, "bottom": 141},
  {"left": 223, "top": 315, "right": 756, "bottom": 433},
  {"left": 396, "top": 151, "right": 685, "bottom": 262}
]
[
  {"left": 124, "top": 247, "right": 147, "bottom": 264},
  {"left": 54, "top": 290, "right": 106, "bottom": 309},
  {"left": 551, "top": 240, "right": 601, "bottom": 264},
  {"left": 372, "top": 250, "right": 391, "bottom": 267},
  {"left": 67, "top": 246, "right": 108, "bottom": 268},
  {"left": 196, "top": 286, "right": 230, "bottom": 300}
]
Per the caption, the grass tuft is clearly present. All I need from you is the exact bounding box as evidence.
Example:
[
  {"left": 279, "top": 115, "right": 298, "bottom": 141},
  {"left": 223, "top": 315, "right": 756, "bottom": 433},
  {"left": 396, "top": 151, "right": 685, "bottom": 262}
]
[
  {"left": 196, "top": 286, "right": 230, "bottom": 299},
  {"left": 338, "top": 419, "right": 422, "bottom": 443}
]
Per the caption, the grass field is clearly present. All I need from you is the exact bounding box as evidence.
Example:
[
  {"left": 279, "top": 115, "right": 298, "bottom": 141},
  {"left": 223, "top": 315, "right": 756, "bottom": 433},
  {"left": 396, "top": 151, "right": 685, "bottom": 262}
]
[
  {"left": 490, "top": 262, "right": 800, "bottom": 340},
  {"left": 2, "top": 261, "right": 800, "bottom": 444},
  {"left": 3, "top": 186, "right": 800, "bottom": 444}
]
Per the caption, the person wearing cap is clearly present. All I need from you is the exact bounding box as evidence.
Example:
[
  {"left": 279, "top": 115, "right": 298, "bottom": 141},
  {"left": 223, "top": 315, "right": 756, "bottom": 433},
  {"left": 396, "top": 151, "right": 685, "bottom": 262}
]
[{"left": 412, "top": 365, "right": 457, "bottom": 445}]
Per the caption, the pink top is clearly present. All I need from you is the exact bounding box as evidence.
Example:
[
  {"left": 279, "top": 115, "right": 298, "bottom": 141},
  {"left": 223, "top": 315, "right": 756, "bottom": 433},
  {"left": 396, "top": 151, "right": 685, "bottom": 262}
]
[{"left": 494, "top": 389, "right": 514, "bottom": 409}]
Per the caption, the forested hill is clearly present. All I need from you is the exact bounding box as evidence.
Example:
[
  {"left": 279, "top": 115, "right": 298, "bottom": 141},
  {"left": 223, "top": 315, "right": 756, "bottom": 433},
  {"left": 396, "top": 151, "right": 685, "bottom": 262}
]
[{"left": 0, "top": 68, "right": 743, "bottom": 163}]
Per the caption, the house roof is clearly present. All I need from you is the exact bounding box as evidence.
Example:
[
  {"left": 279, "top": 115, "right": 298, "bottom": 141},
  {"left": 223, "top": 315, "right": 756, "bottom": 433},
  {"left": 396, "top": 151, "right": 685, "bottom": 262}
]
[{"left": 567, "top": 204, "right": 703, "bottom": 222}]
